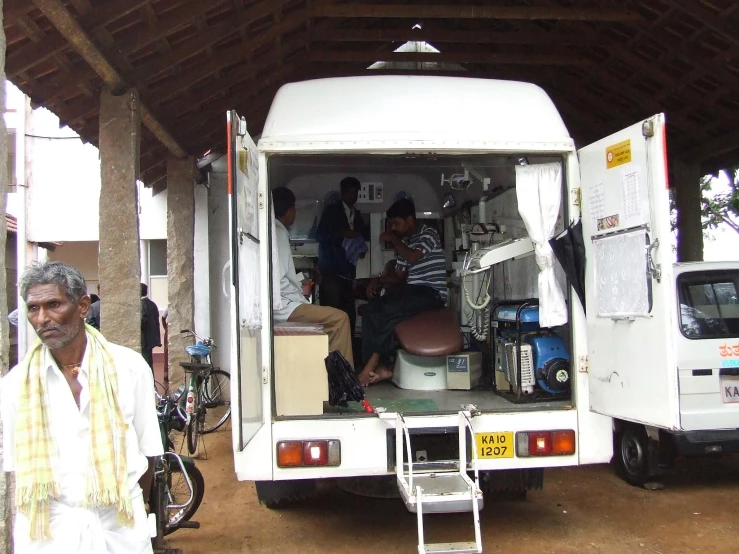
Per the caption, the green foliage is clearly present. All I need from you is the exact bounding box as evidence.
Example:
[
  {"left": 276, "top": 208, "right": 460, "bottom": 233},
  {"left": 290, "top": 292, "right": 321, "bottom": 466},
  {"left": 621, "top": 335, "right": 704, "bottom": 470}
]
[
  {"left": 701, "top": 165, "right": 739, "bottom": 233},
  {"left": 671, "top": 166, "right": 739, "bottom": 235}
]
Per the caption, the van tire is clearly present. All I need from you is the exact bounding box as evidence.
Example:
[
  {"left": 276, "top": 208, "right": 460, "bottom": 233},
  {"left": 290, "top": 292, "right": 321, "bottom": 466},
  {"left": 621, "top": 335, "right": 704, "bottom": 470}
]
[
  {"left": 255, "top": 479, "right": 316, "bottom": 509},
  {"left": 615, "top": 425, "right": 651, "bottom": 487}
]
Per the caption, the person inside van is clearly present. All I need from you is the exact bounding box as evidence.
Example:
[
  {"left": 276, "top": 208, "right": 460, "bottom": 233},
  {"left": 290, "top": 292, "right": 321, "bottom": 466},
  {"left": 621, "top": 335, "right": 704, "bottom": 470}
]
[
  {"left": 272, "top": 187, "right": 354, "bottom": 368},
  {"left": 357, "top": 198, "right": 447, "bottom": 386},
  {"left": 316, "top": 176, "right": 367, "bottom": 339}
]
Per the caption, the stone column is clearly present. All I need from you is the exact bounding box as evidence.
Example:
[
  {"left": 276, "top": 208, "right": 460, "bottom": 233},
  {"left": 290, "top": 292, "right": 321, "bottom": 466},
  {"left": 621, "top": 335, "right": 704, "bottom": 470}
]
[
  {"left": 0, "top": 3, "right": 13, "bottom": 551},
  {"left": 673, "top": 160, "right": 703, "bottom": 262},
  {"left": 98, "top": 88, "right": 142, "bottom": 350},
  {"left": 166, "top": 156, "right": 195, "bottom": 388}
]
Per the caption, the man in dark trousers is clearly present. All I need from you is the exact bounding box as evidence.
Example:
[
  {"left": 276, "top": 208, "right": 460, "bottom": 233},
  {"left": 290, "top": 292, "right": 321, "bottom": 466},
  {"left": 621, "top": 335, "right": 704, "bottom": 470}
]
[
  {"left": 315, "top": 176, "right": 367, "bottom": 340},
  {"left": 357, "top": 198, "right": 447, "bottom": 386},
  {"left": 140, "top": 283, "right": 161, "bottom": 370}
]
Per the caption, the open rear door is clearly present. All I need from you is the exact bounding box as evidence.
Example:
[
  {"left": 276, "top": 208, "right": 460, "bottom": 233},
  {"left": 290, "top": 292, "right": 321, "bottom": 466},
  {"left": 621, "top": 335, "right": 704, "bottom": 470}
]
[
  {"left": 579, "top": 114, "right": 679, "bottom": 429},
  {"left": 227, "top": 111, "right": 265, "bottom": 450}
]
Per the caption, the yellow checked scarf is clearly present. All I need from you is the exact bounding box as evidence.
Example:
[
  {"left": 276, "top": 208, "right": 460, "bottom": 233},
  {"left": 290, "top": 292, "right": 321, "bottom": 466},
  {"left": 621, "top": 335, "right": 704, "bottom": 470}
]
[{"left": 14, "top": 323, "right": 133, "bottom": 540}]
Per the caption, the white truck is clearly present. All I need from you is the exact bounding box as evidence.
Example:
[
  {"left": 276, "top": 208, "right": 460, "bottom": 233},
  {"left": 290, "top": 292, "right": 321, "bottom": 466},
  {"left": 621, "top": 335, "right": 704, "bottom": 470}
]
[{"left": 223, "top": 76, "right": 739, "bottom": 553}]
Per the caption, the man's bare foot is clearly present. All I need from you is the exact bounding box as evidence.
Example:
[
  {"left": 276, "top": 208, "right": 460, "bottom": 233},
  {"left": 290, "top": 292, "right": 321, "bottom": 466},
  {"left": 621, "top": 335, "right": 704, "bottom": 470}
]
[
  {"left": 357, "top": 368, "right": 374, "bottom": 387},
  {"left": 368, "top": 365, "right": 393, "bottom": 384}
]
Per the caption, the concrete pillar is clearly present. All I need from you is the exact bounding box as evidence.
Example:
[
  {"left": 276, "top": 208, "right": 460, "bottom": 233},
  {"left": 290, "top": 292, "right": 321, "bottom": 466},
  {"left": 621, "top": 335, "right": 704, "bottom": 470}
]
[
  {"left": 166, "top": 156, "right": 195, "bottom": 388},
  {"left": 0, "top": 3, "right": 13, "bottom": 551},
  {"left": 673, "top": 160, "right": 703, "bottom": 262},
  {"left": 98, "top": 88, "right": 142, "bottom": 350}
]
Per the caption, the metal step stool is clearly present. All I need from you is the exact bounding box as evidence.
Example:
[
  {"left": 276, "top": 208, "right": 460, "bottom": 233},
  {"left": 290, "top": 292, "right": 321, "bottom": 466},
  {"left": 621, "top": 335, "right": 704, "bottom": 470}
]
[{"left": 394, "top": 411, "right": 483, "bottom": 554}]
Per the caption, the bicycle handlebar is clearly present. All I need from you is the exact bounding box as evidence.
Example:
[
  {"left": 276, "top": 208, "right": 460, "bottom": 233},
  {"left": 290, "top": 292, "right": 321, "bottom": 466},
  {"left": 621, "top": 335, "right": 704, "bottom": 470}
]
[{"left": 180, "top": 329, "right": 216, "bottom": 348}]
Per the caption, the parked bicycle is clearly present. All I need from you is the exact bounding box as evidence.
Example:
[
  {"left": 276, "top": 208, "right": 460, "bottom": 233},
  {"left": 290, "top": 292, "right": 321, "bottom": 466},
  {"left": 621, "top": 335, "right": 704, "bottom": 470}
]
[
  {"left": 179, "top": 329, "right": 231, "bottom": 454},
  {"left": 150, "top": 391, "right": 204, "bottom": 553}
]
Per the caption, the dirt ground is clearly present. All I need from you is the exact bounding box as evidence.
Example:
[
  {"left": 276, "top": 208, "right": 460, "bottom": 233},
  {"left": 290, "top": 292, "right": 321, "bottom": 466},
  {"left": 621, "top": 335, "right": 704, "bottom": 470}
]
[{"left": 167, "top": 427, "right": 739, "bottom": 554}]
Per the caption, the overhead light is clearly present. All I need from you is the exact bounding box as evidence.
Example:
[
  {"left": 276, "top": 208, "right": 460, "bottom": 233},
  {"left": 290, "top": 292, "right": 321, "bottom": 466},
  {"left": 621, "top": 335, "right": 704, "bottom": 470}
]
[
  {"left": 442, "top": 193, "right": 456, "bottom": 209},
  {"left": 517, "top": 157, "right": 529, "bottom": 166}
]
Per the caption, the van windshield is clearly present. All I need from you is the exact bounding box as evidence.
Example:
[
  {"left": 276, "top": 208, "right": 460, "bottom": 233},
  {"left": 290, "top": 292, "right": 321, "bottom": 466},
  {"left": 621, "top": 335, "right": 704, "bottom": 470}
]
[{"left": 678, "top": 270, "right": 739, "bottom": 339}]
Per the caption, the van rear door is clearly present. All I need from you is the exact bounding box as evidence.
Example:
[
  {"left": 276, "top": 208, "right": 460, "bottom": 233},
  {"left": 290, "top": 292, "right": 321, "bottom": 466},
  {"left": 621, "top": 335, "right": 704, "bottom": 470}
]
[
  {"left": 578, "top": 114, "right": 680, "bottom": 430},
  {"left": 227, "top": 111, "right": 267, "bottom": 451}
]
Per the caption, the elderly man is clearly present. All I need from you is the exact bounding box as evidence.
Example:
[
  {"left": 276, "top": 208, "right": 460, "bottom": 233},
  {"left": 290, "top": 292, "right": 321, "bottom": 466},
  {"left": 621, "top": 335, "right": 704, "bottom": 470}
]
[
  {"left": 272, "top": 186, "right": 354, "bottom": 367},
  {"left": 1, "top": 261, "right": 163, "bottom": 553}
]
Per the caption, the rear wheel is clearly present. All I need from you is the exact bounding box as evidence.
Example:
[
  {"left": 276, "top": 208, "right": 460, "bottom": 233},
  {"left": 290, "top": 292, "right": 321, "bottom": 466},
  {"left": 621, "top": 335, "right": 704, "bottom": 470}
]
[
  {"left": 615, "top": 425, "right": 650, "bottom": 487},
  {"left": 200, "top": 369, "right": 231, "bottom": 433}
]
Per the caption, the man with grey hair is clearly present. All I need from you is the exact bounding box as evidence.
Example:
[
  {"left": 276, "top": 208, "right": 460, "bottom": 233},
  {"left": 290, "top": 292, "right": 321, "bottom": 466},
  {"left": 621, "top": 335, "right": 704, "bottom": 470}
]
[{"left": 1, "top": 261, "right": 163, "bottom": 553}]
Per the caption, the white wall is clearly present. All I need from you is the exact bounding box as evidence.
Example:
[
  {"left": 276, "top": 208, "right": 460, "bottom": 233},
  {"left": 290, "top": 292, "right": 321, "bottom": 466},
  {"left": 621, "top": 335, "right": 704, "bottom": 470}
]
[
  {"left": 25, "top": 107, "right": 102, "bottom": 242},
  {"left": 21, "top": 105, "right": 167, "bottom": 243},
  {"left": 286, "top": 173, "right": 440, "bottom": 214},
  {"left": 207, "top": 166, "right": 232, "bottom": 374}
]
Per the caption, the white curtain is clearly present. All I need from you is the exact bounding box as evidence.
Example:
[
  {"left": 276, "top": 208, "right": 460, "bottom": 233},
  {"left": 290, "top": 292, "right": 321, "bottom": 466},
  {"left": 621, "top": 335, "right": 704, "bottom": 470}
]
[{"left": 515, "top": 162, "right": 568, "bottom": 327}]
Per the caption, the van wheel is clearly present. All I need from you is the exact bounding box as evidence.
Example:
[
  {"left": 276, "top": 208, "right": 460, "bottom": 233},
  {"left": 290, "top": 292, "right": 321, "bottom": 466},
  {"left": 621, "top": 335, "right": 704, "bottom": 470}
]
[
  {"left": 615, "top": 425, "right": 650, "bottom": 487},
  {"left": 255, "top": 480, "right": 316, "bottom": 509}
]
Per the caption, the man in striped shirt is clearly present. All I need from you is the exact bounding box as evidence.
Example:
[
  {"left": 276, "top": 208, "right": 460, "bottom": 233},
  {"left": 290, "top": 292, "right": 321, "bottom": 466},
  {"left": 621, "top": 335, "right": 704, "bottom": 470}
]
[{"left": 358, "top": 198, "right": 447, "bottom": 386}]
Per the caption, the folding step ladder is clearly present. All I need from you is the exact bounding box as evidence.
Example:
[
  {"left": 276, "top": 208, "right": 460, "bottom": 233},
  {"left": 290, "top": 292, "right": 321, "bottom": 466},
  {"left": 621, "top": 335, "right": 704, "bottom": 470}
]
[{"left": 394, "top": 411, "right": 483, "bottom": 554}]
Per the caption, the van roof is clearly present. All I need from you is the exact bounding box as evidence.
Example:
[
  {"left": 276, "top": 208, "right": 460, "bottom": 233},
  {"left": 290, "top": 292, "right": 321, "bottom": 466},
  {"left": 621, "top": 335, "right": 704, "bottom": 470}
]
[{"left": 259, "top": 75, "right": 573, "bottom": 150}]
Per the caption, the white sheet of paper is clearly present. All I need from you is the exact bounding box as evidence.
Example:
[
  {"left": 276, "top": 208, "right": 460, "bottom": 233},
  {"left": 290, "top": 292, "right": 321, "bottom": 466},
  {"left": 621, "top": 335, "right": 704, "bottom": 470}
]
[{"left": 622, "top": 169, "right": 641, "bottom": 224}]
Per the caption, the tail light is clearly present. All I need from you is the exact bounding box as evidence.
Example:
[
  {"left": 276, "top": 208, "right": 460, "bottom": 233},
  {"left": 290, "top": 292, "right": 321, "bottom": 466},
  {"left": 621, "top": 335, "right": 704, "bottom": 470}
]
[
  {"left": 277, "top": 440, "right": 341, "bottom": 468},
  {"left": 516, "top": 430, "right": 575, "bottom": 457}
]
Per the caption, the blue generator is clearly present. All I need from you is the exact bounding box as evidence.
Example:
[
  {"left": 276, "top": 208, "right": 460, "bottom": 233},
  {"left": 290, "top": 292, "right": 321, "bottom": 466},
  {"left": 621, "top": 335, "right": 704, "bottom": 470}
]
[{"left": 492, "top": 301, "right": 571, "bottom": 396}]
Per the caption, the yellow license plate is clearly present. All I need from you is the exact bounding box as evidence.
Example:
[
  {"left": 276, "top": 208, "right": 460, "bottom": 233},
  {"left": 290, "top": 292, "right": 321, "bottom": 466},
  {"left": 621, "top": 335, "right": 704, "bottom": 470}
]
[{"left": 475, "top": 432, "right": 514, "bottom": 459}]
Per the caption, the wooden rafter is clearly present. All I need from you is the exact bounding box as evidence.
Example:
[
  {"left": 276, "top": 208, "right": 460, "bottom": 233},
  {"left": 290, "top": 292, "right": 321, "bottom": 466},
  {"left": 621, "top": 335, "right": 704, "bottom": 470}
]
[
  {"left": 31, "top": 0, "right": 187, "bottom": 158},
  {"left": 313, "top": 4, "right": 642, "bottom": 22}
]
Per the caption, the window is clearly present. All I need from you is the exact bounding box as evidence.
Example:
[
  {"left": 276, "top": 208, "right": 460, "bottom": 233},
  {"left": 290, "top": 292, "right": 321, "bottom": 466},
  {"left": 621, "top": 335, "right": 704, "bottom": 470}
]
[
  {"left": 678, "top": 271, "right": 739, "bottom": 340},
  {"left": 150, "top": 240, "right": 167, "bottom": 276}
]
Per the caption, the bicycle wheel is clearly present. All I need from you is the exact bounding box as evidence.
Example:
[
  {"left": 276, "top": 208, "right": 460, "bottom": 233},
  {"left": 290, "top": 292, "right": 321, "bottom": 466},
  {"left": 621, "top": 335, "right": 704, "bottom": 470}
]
[
  {"left": 164, "top": 463, "right": 205, "bottom": 536},
  {"left": 200, "top": 369, "right": 231, "bottom": 434},
  {"left": 186, "top": 414, "right": 198, "bottom": 454}
]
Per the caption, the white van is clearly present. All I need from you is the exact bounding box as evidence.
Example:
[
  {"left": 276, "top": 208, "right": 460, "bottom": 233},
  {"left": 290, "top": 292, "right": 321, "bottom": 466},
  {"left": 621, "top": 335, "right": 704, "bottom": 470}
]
[{"left": 224, "top": 76, "right": 739, "bottom": 553}]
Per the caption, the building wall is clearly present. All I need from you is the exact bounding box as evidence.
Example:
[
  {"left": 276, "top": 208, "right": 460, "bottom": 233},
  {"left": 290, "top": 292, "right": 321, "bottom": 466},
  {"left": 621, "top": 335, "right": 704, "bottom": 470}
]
[{"left": 207, "top": 165, "right": 231, "bottom": 374}]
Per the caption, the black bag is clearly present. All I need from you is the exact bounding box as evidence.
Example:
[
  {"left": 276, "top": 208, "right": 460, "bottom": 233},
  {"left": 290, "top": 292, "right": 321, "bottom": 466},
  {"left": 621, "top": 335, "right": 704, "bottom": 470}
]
[{"left": 325, "top": 351, "right": 365, "bottom": 407}]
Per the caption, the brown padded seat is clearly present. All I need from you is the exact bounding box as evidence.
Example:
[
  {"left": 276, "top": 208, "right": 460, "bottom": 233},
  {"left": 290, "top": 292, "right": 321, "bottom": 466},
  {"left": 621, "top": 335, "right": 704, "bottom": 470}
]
[{"left": 394, "top": 309, "right": 463, "bottom": 357}]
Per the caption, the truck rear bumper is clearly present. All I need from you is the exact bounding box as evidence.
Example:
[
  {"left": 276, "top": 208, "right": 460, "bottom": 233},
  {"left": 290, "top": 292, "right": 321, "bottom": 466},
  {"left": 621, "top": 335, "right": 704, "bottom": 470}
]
[{"left": 670, "top": 429, "right": 739, "bottom": 456}]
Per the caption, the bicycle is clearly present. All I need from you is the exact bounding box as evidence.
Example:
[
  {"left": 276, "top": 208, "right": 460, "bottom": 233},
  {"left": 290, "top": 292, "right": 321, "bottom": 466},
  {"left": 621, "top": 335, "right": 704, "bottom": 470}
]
[
  {"left": 179, "top": 329, "right": 231, "bottom": 455},
  {"left": 150, "top": 392, "right": 204, "bottom": 553}
]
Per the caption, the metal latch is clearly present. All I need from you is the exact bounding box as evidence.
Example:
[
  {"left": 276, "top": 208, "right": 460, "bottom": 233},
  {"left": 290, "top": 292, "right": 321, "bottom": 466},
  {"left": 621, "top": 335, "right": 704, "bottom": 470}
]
[
  {"left": 237, "top": 117, "right": 247, "bottom": 137},
  {"left": 646, "top": 238, "right": 661, "bottom": 282},
  {"left": 578, "top": 355, "right": 588, "bottom": 373}
]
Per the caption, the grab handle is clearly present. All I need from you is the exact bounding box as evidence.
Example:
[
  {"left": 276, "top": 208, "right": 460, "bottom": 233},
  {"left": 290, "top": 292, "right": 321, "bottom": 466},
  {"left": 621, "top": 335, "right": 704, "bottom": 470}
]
[{"left": 222, "top": 261, "right": 231, "bottom": 299}]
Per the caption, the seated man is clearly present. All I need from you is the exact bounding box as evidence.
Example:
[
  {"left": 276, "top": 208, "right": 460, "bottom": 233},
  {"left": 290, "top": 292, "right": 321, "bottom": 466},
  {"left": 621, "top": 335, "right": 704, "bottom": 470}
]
[
  {"left": 272, "top": 187, "right": 354, "bottom": 368},
  {"left": 358, "top": 198, "right": 447, "bottom": 385}
]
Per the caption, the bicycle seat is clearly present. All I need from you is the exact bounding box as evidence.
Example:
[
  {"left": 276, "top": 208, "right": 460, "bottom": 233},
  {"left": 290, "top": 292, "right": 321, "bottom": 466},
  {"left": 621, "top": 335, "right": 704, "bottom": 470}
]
[
  {"left": 180, "top": 361, "right": 212, "bottom": 373},
  {"left": 186, "top": 343, "right": 211, "bottom": 357}
]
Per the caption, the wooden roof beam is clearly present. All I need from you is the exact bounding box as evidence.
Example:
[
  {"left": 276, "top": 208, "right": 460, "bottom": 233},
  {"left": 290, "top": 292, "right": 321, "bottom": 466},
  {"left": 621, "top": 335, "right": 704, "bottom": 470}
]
[
  {"left": 130, "top": 0, "right": 299, "bottom": 84},
  {"left": 7, "top": 0, "right": 150, "bottom": 78},
  {"left": 31, "top": 0, "right": 187, "bottom": 158},
  {"left": 313, "top": 4, "right": 642, "bottom": 22},
  {"left": 310, "top": 50, "right": 591, "bottom": 65},
  {"left": 671, "top": 0, "right": 739, "bottom": 49},
  {"left": 314, "top": 27, "right": 589, "bottom": 46}
]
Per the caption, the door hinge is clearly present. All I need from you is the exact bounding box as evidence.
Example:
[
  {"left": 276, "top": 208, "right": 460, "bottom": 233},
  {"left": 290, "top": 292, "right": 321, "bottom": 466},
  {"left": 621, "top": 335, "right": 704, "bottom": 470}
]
[
  {"left": 258, "top": 191, "right": 265, "bottom": 209},
  {"left": 642, "top": 119, "right": 655, "bottom": 138},
  {"left": 579, "top": 355, "right": 588, "bottom": 373},
  {"left": 647, "top": 238, "right": 662, "bottom": 282}
]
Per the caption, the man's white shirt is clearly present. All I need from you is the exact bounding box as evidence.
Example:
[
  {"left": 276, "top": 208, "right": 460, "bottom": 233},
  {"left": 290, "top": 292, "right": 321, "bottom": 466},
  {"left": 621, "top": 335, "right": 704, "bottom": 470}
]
[{"left": 1, "top": 342, "right": 164, "bottom": 554}]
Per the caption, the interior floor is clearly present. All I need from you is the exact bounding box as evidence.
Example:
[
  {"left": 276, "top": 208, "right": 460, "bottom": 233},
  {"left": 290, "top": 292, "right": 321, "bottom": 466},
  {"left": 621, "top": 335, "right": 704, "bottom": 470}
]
[{"left": 360, "top": 382, "right": 572, "bottom": 414}]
